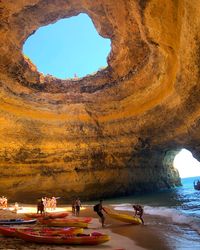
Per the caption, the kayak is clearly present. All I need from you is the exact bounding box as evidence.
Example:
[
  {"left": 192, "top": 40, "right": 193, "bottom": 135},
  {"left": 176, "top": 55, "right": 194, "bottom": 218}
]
[
  {"left": 104, "top": 208, "right": 142, "bottom": 225},
  {"left": 39, "top": 219, "right": 88, "bottom": 228},
  {"left": 0, "top": 226, "right": 83, "bottom": 237},
  {"left": 16, "top": 230, "right": 110, "bottom": 245},
  {"left": 39, "top": 227, "right": 83, "bottom": 236},
  {"left": 25, "top": 212, "right": 69, "bottom": 219},
  {"left": 0, "top": 219, "right": 37, "bottom": 225},
  {"left": 39, "top": 217, "right": 91, "bottom": 223},
  {"left": 39, "top": 217, "right": 91, "bottom": 228},
  {"left": 65, "top": 217, "right": 92, "bottom": 223}
]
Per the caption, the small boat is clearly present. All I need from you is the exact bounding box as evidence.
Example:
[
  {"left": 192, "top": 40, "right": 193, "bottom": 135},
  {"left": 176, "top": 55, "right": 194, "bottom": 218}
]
[
  {"left": 25, "top": 211, "right": 69, "bottom": 219},
  {"left": 44, "top": 217, "right": 91, "bottom": 223},
  {"left": 0, "top": 219, "right": 37, "bottom": 225},
  {"left": 16, "top": 230, "right": 110, "bottom": 245},
  {"left": 104, "top": 208, "right": 142, "bottom": 225},
  {"left": 39, "top": 218, "right": 89, "bottom": 228},
  {"left": 39, "top": 227, "right": 83, "bottom": 236},
  {"left": 0, "top": 226, "right": 18, "bottom": 237},
  {"left": 0, "top": 226, "right": 83, "bottom": 237},
  {"left": 194, "top": 180, "right": 200, "bottom": 190}
]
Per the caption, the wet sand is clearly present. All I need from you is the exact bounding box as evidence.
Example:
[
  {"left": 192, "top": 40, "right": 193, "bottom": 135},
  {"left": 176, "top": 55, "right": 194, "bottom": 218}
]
[{"left": 0, "top": 205, "right": 170, "bottom": 250}]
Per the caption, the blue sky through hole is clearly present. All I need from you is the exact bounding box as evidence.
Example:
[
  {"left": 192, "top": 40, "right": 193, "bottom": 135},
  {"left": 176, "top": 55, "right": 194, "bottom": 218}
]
[{"left": 23, "top": 13, "right": 111, "bottom": 79}]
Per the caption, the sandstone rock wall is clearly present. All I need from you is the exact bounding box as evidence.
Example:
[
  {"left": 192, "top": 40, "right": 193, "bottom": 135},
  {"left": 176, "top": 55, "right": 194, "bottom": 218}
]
[{"left": 0, "top": 0, "right": 199, "bottom": 202}]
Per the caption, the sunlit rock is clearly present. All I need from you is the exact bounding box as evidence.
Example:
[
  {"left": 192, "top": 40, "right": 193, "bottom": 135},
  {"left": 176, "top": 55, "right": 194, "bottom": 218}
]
[{"left": 1, "top": 0, "right": 199, "bottom": 202}]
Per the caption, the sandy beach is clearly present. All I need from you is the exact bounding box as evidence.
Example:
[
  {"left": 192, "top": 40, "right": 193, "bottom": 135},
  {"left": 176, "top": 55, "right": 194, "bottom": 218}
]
[{"left": 0, "top": 204, "right": 173, "bottom": 250}]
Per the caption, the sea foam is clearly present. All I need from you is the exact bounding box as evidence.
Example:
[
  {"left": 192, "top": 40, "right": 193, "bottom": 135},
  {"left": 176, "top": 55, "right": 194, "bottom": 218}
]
[
  {"left": 113, "top": 204, "right": 200, "bottom": 234},
  {"left": 145, "top": 206, "right": 200, "bottom": 234}
]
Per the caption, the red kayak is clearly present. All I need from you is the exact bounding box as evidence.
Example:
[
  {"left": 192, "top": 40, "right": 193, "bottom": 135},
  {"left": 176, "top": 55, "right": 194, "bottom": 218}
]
[
  {"left": 16, "top": 230, "right": 110, "bottom": 245},
  {"left": 25, "top": 212, "right": 69, "bottom": 219},
  {"left": 0, "top": 226, "right": 83, "bottom": 237}
]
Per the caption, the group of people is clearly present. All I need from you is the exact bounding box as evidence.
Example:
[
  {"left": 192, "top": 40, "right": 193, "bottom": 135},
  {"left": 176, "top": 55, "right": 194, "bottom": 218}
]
[
  {"left": 37, "top": 196, "right": 57, "bottom": 214},
  {"left": 0, "top": 196, "right": 7, "bottom": 208},
  {"left": 1, "top": 194, "right": 144, "bottom": 226},
  {"left": 93, "top": 200, "right": 144, "bottom": 227},
  {"left": 36, "top": 195, "right": 144, "bottom": 226},
  {"left": 71, "top": 197, "right": 82, "bottom": 216},
  {"left": 70, "top": 198, "right": 144, "bottom": 226}
]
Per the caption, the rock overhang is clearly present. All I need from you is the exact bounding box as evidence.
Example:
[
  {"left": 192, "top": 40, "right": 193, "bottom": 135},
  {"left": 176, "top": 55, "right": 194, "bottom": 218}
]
[
  {"left": 1, "top": 0, "right": 176, "bottom": 121},
  {"left": 1, "top": 0, "right": 200, "bottom": 201}
]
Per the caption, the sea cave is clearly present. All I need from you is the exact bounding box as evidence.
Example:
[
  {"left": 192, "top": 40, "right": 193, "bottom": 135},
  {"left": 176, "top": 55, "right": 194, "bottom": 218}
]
[{"left": 0, "top": 0, "right": 200, "bottom": 203}]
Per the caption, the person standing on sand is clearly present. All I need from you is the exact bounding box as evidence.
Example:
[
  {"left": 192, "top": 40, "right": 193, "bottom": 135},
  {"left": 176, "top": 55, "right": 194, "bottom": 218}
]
[
  {"left": 94, "top": 199, "right": 106, "bottom": 227},
  {"left": 133, "top": 204, "right": 144, "bottom": 224},
  {"left": 75, "top": 197, "right": 82, "bottom": 216},
  {"left": 71, "top": 198, "right": 76, "bottom": 215},
  {"left": 37, "top": 199, "right": 44, "bottom": 214}
]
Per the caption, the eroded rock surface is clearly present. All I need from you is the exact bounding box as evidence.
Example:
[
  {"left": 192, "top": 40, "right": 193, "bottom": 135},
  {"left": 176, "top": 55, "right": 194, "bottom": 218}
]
[{"left": 1, "top": 0, "right": 199, "bottom": 202}]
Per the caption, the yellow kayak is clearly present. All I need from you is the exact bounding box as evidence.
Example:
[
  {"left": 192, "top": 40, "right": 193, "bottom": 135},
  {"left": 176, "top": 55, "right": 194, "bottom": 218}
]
[{"left": 104, "top": 208, "right": 142, "bottom": 225}]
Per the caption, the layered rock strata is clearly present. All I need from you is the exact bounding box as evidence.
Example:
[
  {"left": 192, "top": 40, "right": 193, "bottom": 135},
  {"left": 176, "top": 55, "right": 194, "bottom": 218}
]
[{"left": 0, "top": 0, "right": 199, "bottom": 202}]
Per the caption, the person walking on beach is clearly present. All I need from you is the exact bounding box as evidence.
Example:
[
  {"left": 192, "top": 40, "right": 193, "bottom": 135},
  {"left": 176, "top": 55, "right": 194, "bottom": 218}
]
[
  {"left": 72, "top": 198, "right": 76, "bottom": 215},
  {"left": 75, "top": 197, "right": 82, "bottom": 216},
  {"left": 37, "top": 199, "right": 44, "bottom": 214},
  {"left": 94, "top": 199, "right": 106, "bottom": 227},
  {"left": 133, "top": 204, "right": 144, "bottom": 224}
]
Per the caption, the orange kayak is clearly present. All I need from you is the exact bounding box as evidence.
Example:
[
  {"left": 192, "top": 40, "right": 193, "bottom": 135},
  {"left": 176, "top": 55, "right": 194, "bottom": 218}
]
[
  {"left": 39, "top": 217, "right": 91, "bottom": 228},
  {"left": 25, "top": 212, "right": 69, "bottom": 219},
  {"left": 0, "top": 226, "right": 83, "bottom": 237},
  {"left": 16, "top": 230, "right": 110, "bottom": 245},
  {"left": 39, "top": 219, "right": 89, "bottom": 228}
]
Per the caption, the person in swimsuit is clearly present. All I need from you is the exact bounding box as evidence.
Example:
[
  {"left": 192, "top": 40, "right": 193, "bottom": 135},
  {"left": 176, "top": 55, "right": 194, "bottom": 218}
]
[{"left": 75, "top": 197, "right": 82, "bottom": 216}]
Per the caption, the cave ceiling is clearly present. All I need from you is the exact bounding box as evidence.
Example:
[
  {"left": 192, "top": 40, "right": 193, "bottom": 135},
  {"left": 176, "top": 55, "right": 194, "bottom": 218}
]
[{"left": 0, "top": 0, "right": 200, "bottom": 201}]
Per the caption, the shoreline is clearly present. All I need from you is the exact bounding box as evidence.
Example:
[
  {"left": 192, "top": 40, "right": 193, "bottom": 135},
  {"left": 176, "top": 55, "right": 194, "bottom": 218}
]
[
  {"left": 0, "top": 204, "right": 171, "bottom": 250},
  {"left": 81, "top": 206, "right": 170, "bottom": 250}
]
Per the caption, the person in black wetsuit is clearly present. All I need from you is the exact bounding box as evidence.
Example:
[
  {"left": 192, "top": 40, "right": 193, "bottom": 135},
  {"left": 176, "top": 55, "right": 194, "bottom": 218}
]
[
  {"left": 94, "top": 199, "right": 106, "bottom": 227},
  {"left": 37, "top": 199, "right": 44, "bottom": 214},
  {"left": 133, "top": 204, "right": 144, "bottom": 224}
]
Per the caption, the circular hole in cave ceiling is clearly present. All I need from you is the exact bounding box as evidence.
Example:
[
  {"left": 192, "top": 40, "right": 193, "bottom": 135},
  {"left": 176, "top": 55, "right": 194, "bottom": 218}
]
[{"left": 23, "top": 13, "right": 111, "bottom": 80}]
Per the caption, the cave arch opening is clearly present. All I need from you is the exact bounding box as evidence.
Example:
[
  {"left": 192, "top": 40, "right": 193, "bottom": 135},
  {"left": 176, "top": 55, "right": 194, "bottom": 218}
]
[
  {"left": 23, "top": 13, "right": 111, "bottom": 79},
  {"left": 173, "top": 148, "right": 200, "bottom": 178}
]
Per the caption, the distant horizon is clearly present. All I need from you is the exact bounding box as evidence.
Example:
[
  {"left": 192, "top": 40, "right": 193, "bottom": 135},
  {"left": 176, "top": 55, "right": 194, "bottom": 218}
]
[
  {"left": 23, "top": 13, "right": 111, "bottom": 79},
  {"left": 181, "top": 175, "right": 200, "bottom": 179}
]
